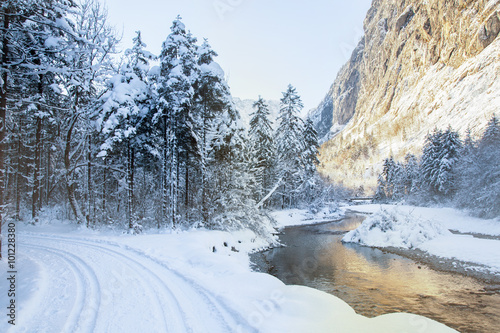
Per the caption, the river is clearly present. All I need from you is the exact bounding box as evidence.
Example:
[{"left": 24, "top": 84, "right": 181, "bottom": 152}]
[{"left": 252, "top": 214, "right": 500, "bottom": 332}]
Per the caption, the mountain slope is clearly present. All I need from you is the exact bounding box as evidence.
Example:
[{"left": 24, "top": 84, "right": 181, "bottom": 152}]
[{"left": 311, "top": 0, "right": 500, "bottom": 190}]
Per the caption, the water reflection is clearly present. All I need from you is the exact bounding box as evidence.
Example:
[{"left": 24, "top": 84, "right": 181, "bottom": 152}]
[{"left": 256, "top": 215, "right": 500, "bottom": 332}]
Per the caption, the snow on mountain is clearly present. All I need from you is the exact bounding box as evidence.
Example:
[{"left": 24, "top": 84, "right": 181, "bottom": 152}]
[{"left": 310, "top": 0, "right": 500, "bottom": 190}]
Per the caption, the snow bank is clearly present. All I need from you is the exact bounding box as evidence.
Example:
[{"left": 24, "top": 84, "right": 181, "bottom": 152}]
[
  {"left": 271, "top": 204, "right": 343, "bottom": 228},
  {"left": 343, "top": 207, "right": 451, "bottom": 248},
  {"left": 271, "top": 209, "right": 311, "bottom": 228},
  {"left": 419, "top": 235, "right": 500, "bottom": 273},
  {"left": 350, "top": 204, "right": 500, "bottom": 236},
  {"left": 344, "top": 204, "right": 500, "bottom": 274}
]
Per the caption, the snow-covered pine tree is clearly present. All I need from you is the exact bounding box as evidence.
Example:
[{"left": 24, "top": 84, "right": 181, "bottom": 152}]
[
  {"left": 98, "top": 31, "right": 154, "bottom": 231},
  {"left": 207, "top": 98, "right": 246, "bottom": 220},
  {"left": 455, "top": 115, "right": 500, "bottom": 217},
  {"left": 275, "top": 84, "right": 305, "bottom": 208},
  {"left": 403, "top": 153, "right": 419, "bottom": 196},
  {"left": 391, "top": 161, "right": 405, "bottom": 200},
  {"left": 156, "top": 16, "right": 199, "bottom": 226},
  {"left": 420, "top": 127, "right": 462, "bottom": 197},
  {"left": 194, "top": 39, "right": 235, "bottom": 224},
  {"left": 463, "top": 127, "right": 476, "bottom": 154},
  {"left": 474, "top": 115, "right": 500, "bottom": 217},
  {"left": 248, "top": 97, "right": 275, "bottom": 205},
  {"left": 380, "top": 157, "right": 396, "bottom": 200},
  {"left": 480, "top": 115, "right": 500, "bottom": 148},
  {"left": 374, "top": 174, "right": 388, "bottom": 202},
  {"left": 208, "top": 106, "right": 276, "bottom": 244},
  {"left": 420, "top": 128, "right": 443, "bottom": 197},
  {"left": 302, "top": 118, "right": 320, "bottom": 174},
  {"left": 375, "top": 154, "right": 418, "bottom": 202},
  {"left": 296, "top": 117, "right": 320, "bottom": 205},
  {"left": 436, "top": 126, "right": 462, "bottom": 195}
]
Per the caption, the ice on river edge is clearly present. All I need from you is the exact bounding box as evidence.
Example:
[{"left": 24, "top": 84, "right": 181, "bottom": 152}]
[{"left": 0, "top": 210, "right": 456, "bottom": 332}]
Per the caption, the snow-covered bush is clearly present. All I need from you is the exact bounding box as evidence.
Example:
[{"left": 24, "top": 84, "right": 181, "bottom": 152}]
[
  {"left": 342, "top": 208, "right": 451, "bottom": 249},
  {"left": 211, "top": 208, "right": 279, "bottom": 247}
]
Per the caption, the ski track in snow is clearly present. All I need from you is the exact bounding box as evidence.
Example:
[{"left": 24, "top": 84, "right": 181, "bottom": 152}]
[{"left": 13, "top": 233, "right": 256, "bottom": 333}]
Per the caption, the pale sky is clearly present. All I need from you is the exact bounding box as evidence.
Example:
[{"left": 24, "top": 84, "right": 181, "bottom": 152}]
[{"left": 102, "top": 0, "right": 372, "bottom": 112}]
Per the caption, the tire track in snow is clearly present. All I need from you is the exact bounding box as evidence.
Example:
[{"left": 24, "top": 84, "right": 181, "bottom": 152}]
[
  {"left": 22, "top": 236, "right": 177, "bottom": 333},
  {"left": 22, "top": 233, "right": 258, "bottom": 333},
  {"left": 27, "top": 234, "right": 236, "bottom": 332},
  {"left": 116, "top": 242, "right": 258, "bottom": 333},
  {"left": 21, "top": 244, "right": 100, "bottom": 333}
]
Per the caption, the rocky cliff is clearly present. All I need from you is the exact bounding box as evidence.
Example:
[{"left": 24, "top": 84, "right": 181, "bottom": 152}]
[{"left": 312, "top": 0, "right": 500, "bottom": 190}]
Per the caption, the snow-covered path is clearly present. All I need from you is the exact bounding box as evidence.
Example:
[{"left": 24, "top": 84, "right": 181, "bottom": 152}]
[
  {"left": 8, "top": 232, "right": 250, "bottom": 333},
  {"left": 1, "top": 222, "right": 457, "bottom": 333}
]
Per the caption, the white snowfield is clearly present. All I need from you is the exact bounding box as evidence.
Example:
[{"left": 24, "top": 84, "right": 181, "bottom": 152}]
[
  {"left": 0, "top": 221, "right": 456, "bottom": 333},
  {"left": 344, "top": 204, "right": 500, "bottom": 274}
]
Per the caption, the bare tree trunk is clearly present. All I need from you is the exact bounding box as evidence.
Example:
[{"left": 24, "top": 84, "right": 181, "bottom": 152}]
[
  {"left": 201, "top": 102, "right": 208, "bottom": 224},
  {"left": 126, "top": 140, "right": 135, "bottom": 230},
  {"left": 102, "top": 157, "right": 107, "bottom": 221},
  {"left": 162, "top": 116, "right": 168, "bottom": 227},
  {"left": 32, "top": 116, "right": 42, "bottom": 222},
  {"left": 45, "top": 144, "right": 51, "bottom": 206},
  {"left": 65, "top": 114, "right": 85, "bottom": 224},
  {"left": 15, "top": 128, "right": 21, "bottom": 221},
  {"left": 0, "top": 9, "right": 10, "bottom": 259},
  {"left": 173, "top": 144, "right": 178, "bottom": 226},
  {"left": 185, "top": 153, "right": 189, "bottom": 222},
  {"left": 86, "top": 133, "right": 92, "bottom": 227}
]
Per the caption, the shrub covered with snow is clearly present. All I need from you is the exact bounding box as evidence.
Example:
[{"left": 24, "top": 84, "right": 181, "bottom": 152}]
[{"left": 342, "top": 208, "right": 451, "bottom": 249}]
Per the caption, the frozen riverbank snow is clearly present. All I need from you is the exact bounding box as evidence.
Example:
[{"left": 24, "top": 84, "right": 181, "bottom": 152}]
[
  {"left": 271, "top": 204, "right": 343, "bottom": 228},
  {"left": 348, "top": 204, "right": 500, "bottom": 236},
  {"left": 0, "top": 218, "right": 456, "bottom": 332},
  {"left": 342, "top": 208, "right": 451, "bottom": 248},
  {"left": 344, "top": 204, "right": 500, "bottom": 274}
]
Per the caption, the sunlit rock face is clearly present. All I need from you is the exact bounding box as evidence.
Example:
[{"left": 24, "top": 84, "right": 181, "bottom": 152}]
[{"left": 310, "top": 0, "right": 500, "bottom": 190}]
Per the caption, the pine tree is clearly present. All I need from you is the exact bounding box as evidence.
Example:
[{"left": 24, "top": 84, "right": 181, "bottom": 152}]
[
  {"left": 194, "top": 39, "right": 234, "bottom": 224},
  {"left": 302, "top": 117, "right": 320, "bottom": 178},
  {"left": 479, "top": 115, "right": 500, "bottom": 148},
  {"left": 380, "top": 157, "right": 396, "bottom": 199},
  {"left": 248, "top": 97, "right": 275, "bottom": 204},
  {"left": 421, "top": 127, "right": 462, "bottom": 197},
  {"left": 98, "top": 31, "right": 154, "bottom": 231},
  {"left": 463, "top": 127, "right": 475, "bottom": 154},
  {"left": 156, "top": 16, "right": 199, "bottom": 226},
  {"left": 475, "top": 115, "right": 500, "bottom": 217},
  {"left": 436, "top": 127, "right": 462, "bottom": 195},
  {"left": 275, "top": 84, "right": 305, "bottom": 208},
  {"left": 455, "top": 115, "right": 500, "bottom": 217},
  {"left": 374, "top": 174, "right": 388, "bottom": 202},
  {"left": 403, "top": 153, "right": 419, "bottom": 195}
]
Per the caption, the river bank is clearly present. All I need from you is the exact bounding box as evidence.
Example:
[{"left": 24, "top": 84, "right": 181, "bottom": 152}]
[
  {"left": 252, "top": 205, "right": 500, "bottom": 332},
  {"left": 343, "top": 204, "right": 500, "bottom": 282}
]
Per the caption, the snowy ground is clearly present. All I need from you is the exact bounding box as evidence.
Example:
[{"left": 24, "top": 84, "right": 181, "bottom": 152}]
[
  {"left": 271, "top": 203, "right": 344, "bottom": 228},
  {"left": 0, "top": 215, "right": 456, "bottom": 332},
  {"left": 344, "top": 204, "right": 500, "bottom": 275}
]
